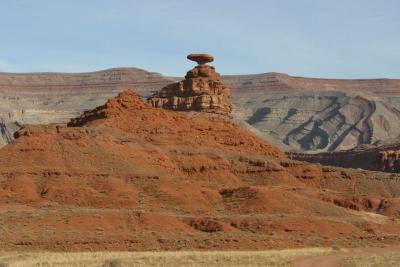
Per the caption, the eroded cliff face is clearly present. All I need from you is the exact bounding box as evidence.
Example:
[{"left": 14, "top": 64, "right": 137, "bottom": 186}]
[
  {"left": 224, "top": 73, "right": 400, "bottom": 152},
  {"left": 380, "top": 150, "right": 400, "bottom": 172},
  {"left": 0, "top": 68, "right": 400, "bottom": 152},
  {"left": 288, "top": 143, "right": 400, "bottom": 173}
]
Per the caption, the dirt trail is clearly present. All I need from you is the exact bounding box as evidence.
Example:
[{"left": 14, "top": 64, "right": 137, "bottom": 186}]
[{"left": 292, "top": 247, "right": 400, "bottom": 267}]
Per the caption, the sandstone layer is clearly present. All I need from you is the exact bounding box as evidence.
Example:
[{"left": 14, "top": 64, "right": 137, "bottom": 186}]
[
  {"left": 147, "top": 54, "right": 231, "bottom": 116},
  {"left": 1, "top": 90, "right": 400, "bottom": 251},
  {"left": 289, "top": 143, "right": 400, "bottom": 173},
  {"left": 0, "top": 69, "right": 400, "bottom": 152}
]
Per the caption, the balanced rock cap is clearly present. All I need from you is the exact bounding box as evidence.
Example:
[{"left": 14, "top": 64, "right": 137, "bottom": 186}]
[{"left": 187, "top": 54, "right": 214, "bottom": 65}]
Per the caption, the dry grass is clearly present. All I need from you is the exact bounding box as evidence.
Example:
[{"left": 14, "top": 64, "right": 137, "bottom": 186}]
[
  {"left": 341, "top": 252, "right": 400, "bottom": 267},
  {"left": 0, "top": 247, "right": 337, "bottom": 267}
]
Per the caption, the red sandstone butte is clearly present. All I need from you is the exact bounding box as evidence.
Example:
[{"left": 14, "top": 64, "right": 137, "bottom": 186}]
[{"left": 0, "top": 89, "right": 400, "bottom": 251}]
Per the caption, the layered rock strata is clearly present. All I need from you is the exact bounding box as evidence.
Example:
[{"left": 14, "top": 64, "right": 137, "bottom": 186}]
[
  {"left": 224, "top": 75, "right": 400, "bottom": 152},
  {"left": 289, "top": 144, "right": 400, "bottom": 173},
  {"left": 148, "top": 54, "right": 232, "bottom": 116}
]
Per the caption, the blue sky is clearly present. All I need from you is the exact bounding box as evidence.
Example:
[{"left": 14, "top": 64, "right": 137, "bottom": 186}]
[{"left": 0, "top": 0, "right": 399, "bottom": 78}]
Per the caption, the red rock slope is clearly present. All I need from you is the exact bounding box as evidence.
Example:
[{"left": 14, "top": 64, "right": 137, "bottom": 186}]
[{"left": 1, "top": 90, "right": 400, "bottom": 251}]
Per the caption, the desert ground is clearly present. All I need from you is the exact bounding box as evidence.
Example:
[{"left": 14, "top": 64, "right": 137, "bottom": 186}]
[{"left": 1, "top": 247, "right": 400, "bottom": 266}]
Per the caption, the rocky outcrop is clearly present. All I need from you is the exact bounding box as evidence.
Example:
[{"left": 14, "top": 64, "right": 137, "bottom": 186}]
[
  {"left": 147, "top": 54, "right": 232, "bottom": 116},
  {"left": 380, "top": 150, "right": 400, "bottom": 172},
  {"left": 288, "top": 144, "right": 400, "bottom": 173}
]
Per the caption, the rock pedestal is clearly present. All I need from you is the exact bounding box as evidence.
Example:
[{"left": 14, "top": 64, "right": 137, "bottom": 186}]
[{"left": 148, "top": 54, "right": 231, "bottom": 116}]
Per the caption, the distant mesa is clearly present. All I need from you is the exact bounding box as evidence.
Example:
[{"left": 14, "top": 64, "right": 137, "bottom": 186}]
[{"left": 147, "top": 53, "right": 232, "bottom": 116}]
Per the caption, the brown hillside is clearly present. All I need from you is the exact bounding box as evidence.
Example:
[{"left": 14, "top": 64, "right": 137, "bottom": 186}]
[{"left": 1, "top": 90, "right": 400, "bottom": 251}]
